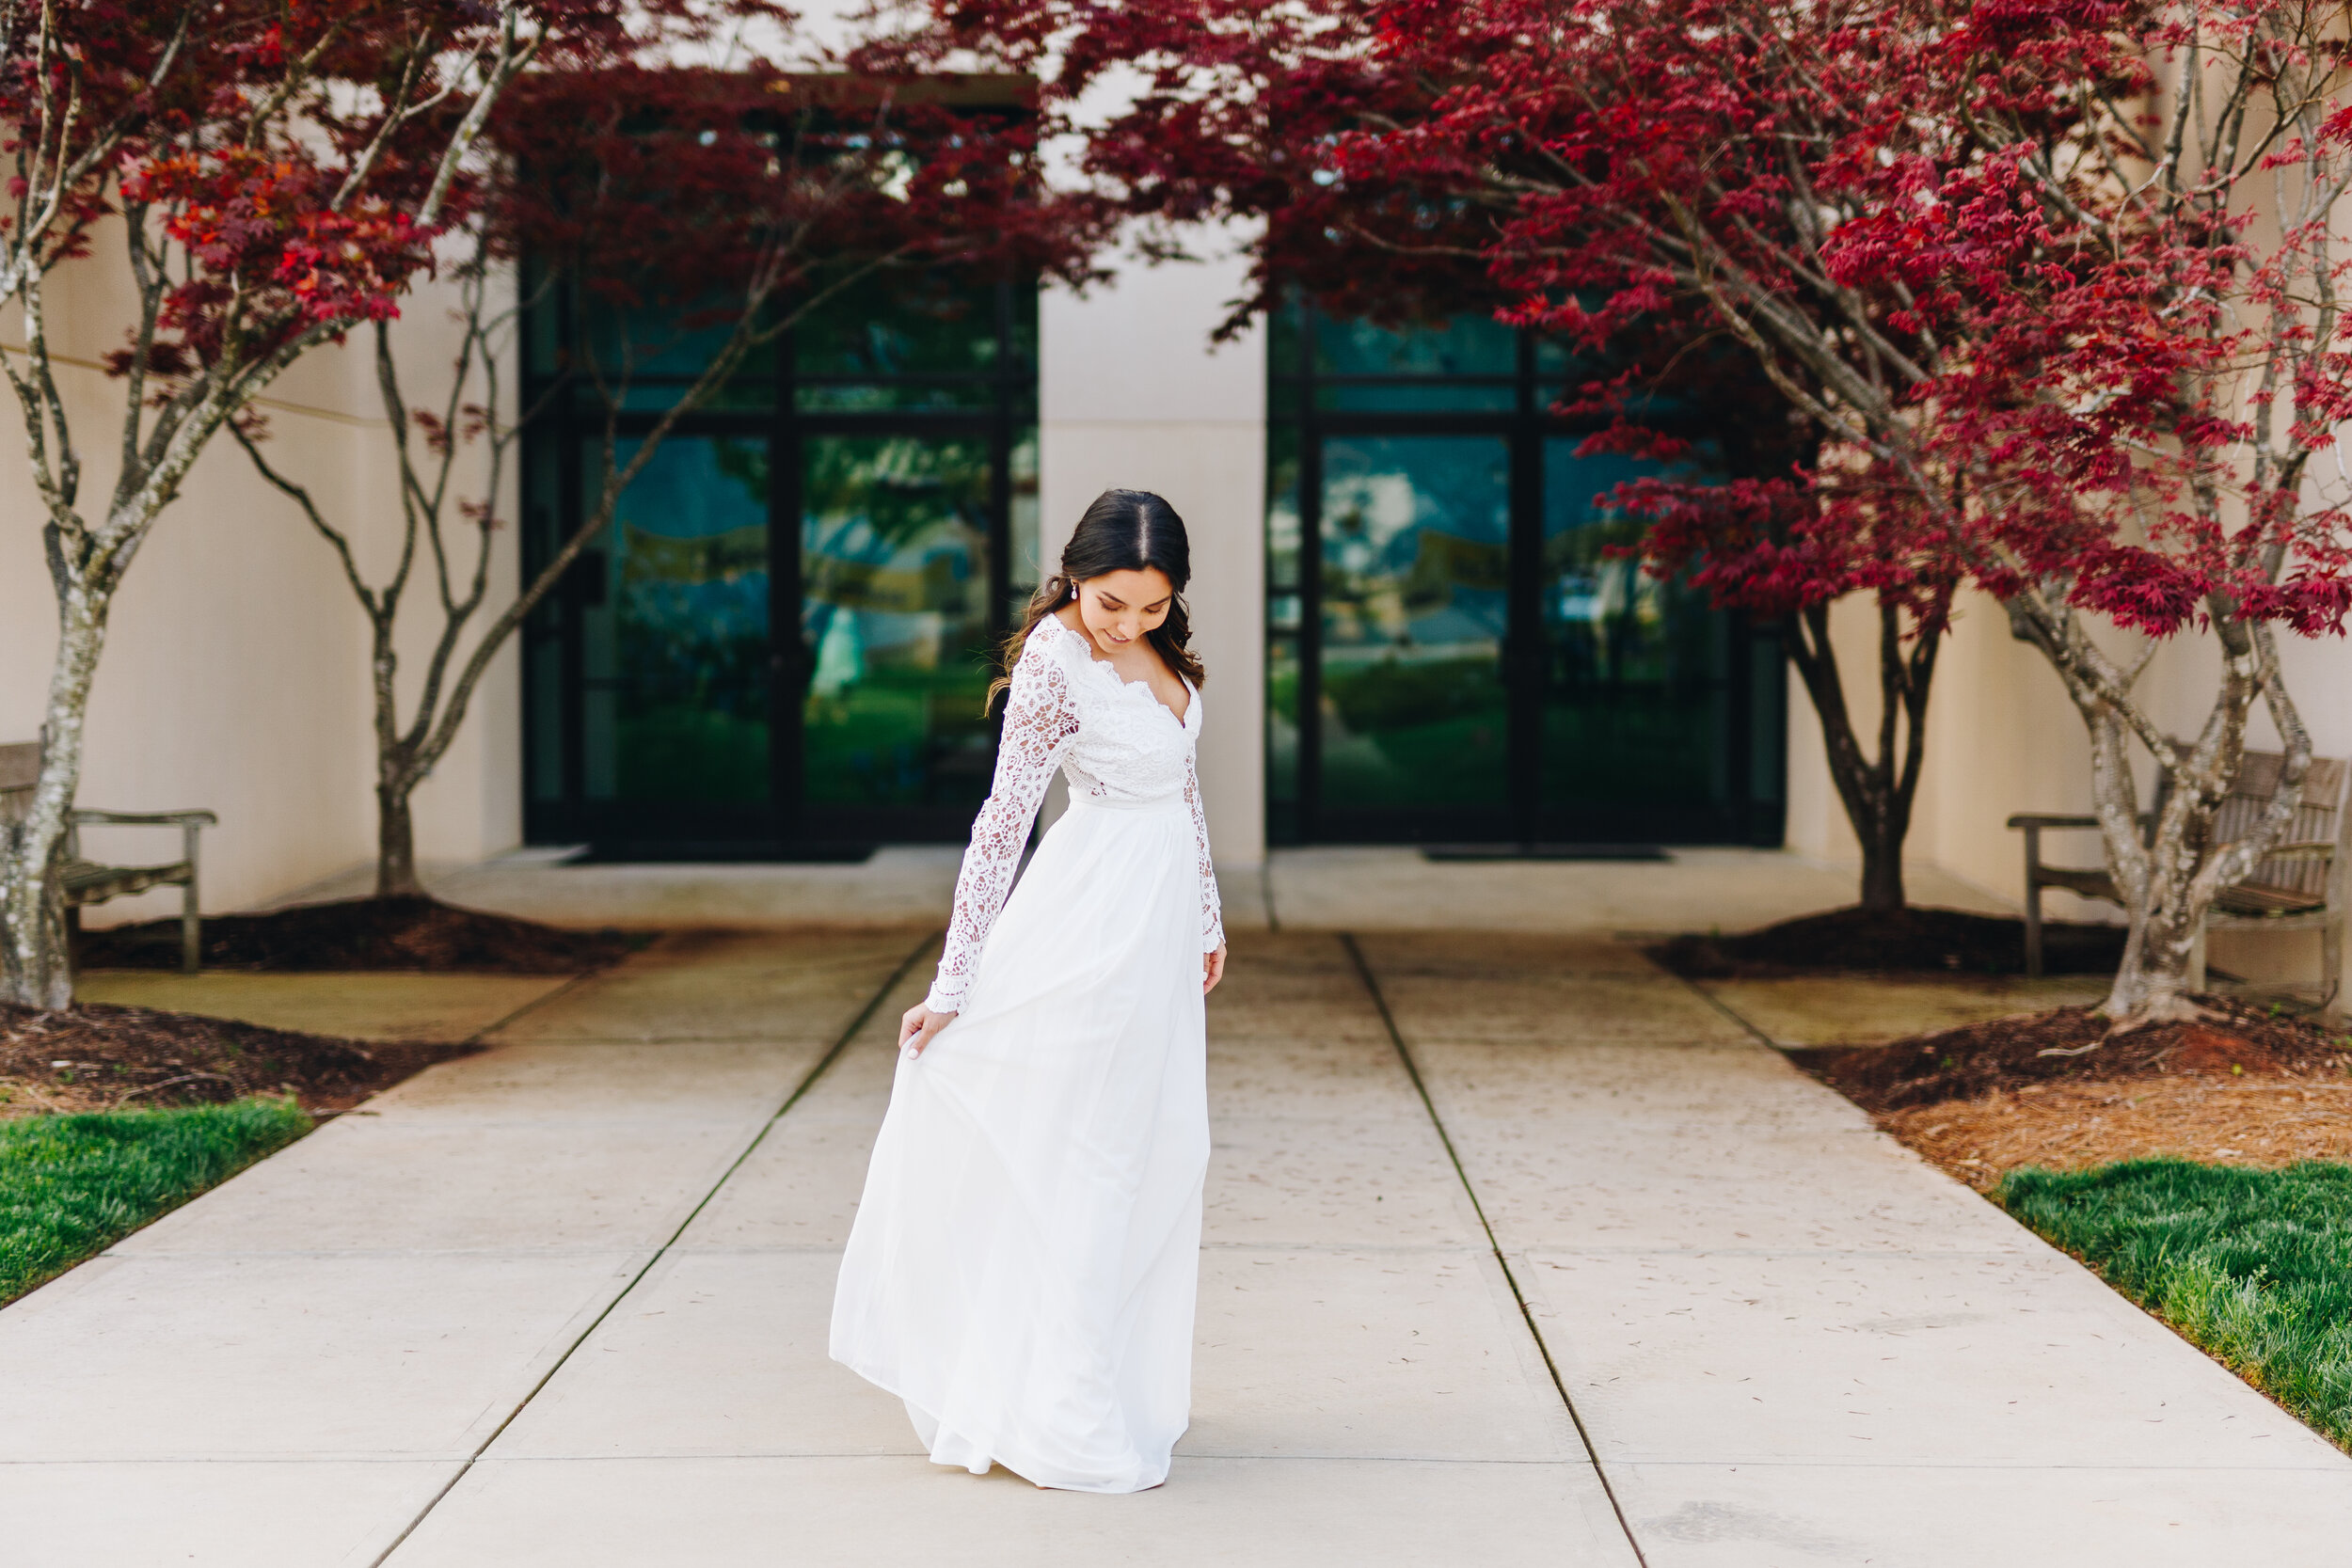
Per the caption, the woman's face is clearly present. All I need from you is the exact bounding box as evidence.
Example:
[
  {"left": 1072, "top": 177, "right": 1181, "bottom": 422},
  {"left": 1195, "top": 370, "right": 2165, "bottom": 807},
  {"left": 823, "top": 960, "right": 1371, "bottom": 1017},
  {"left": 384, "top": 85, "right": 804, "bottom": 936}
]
[{"left": 1074, "top": 567, "right": 1176, "bottom": 653}]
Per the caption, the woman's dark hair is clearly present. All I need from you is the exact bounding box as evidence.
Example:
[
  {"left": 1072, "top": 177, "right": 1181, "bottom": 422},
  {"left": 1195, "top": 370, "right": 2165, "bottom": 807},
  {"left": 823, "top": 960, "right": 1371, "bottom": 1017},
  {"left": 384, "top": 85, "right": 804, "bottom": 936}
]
[{"left": 989, "top": 488, "right": 1204, "bottom": 711}]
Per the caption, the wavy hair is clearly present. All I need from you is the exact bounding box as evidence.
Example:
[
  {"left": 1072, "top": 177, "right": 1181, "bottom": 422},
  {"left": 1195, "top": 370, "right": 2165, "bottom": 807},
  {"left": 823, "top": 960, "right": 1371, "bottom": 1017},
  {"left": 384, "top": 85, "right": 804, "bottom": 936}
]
[{"left": 988, "top": 488, "right": 1204, "bottom": 711}]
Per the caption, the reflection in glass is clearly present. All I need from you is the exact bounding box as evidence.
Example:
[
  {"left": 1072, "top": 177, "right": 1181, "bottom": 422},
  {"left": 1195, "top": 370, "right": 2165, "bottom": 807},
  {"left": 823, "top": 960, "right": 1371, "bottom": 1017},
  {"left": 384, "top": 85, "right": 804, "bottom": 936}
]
[
  {"left": 1267, "top": 633, "right": 1300, "bottom": 834},
  {"left": 583, "top": 436, "right": 771, "bottom": 804},
  {"left": 796, "top": 272, "right": 1031, "bottom": 380},
  {"left": 1319, "top": 436, "right": 1511, "bottom": 809},
  {"left": 802, "top": 436, "right": 995, "bottom": 810},
  {"left": 1540, "top": 440, "right": 1726, "bottom": 812},
  {"left": 1316, "top": 381, "right": 1515, "bottom": 413},
  {"left": 571, "top": 296, "right": 775, "bottom": 412},
  {"left": 1008, "top": 425, "right": 1041, "bottom": 617},
  {"left": 1311, "top": 311, "right": 1516, "bottom": 377},
  {"left": 1267, "top": 423, "right": 1301, "bottom": 594}
]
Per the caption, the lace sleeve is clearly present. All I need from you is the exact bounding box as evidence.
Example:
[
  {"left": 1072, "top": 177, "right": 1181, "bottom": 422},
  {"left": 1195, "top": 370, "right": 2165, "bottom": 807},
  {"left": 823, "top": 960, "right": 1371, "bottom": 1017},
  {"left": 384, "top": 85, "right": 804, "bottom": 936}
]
[
  {"left": 1184, "top": 747, "right": 1224, "bottom": 953},
  {"left": 925, "top": 629, "right": 1080, "bottom": 1013}
]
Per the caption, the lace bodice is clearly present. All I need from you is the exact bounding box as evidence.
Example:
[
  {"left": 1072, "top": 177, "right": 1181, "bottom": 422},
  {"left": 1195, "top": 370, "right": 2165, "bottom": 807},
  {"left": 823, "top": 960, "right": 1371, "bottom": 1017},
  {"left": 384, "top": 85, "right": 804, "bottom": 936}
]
[{"left": 925, "top": 615, "right": 1223, "bottom": 1014}]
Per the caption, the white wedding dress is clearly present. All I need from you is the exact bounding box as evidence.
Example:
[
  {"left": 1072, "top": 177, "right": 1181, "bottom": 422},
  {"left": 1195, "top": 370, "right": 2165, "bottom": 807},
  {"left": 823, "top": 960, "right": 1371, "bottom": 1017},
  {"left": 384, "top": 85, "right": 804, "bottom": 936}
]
[{"left": 830, "top": 612, "right": 1224, "bottom": 1494}]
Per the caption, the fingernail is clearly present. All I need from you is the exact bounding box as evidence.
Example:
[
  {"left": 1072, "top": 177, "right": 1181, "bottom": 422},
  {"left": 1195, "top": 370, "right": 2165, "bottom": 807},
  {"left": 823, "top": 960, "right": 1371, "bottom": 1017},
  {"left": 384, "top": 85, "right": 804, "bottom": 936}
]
[{"left": 902, "top": 1046, "right": 917, "bottom": 1061}]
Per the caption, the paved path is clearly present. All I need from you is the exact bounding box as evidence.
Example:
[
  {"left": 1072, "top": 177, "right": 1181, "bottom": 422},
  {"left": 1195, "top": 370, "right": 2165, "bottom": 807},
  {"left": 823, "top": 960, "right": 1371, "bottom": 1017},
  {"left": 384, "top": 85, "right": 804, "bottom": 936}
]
[
  {"left": 274, "top": 844, "right": 2015, "bottom": 937},
  {"left": 4, "top": 929, "right": 2347, "bottom": 1564}
]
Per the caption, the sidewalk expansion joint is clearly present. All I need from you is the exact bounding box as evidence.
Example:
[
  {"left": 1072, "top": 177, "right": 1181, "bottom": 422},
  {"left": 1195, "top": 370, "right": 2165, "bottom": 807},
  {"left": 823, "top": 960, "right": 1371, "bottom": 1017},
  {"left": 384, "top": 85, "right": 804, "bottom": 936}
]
[
  {"left": 364, "top": 928, "right": 939, "bottom": 1567},
  {"left": 1663, "top": 970, "right": 1785, "bottom": 1052},
  {"left": 1338, "top": 932, "right": 1653, "bottom": 1568}
]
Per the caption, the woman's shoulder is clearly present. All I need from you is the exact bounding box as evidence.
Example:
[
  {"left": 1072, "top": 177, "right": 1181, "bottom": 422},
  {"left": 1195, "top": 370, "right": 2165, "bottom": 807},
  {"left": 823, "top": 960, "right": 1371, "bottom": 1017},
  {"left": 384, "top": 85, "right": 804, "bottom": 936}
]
[{"left": 1014, "top": 611, "right": 1083, "bottom": 680}]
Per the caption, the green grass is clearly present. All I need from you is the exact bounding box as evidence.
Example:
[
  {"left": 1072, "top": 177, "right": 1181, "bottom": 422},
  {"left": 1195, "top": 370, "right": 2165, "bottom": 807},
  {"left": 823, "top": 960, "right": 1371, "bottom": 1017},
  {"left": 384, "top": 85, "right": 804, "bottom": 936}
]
[
  {"left": 1998, "top": 1160, "right": 2352, "bottom": 1447},
  {"left": 0, "top": 1099, "right": 310, "bottom": 1306}
]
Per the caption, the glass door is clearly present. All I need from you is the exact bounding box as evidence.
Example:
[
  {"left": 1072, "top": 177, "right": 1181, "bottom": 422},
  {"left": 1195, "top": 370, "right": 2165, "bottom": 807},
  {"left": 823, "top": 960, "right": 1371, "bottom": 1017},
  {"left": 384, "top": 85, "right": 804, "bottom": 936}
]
[
  {"left": 577, "top": 434, "right": 776, "bottom": 848},
  {"left": 1311, "top": 435, "right": 1513, "bottom": 837},
  {"left": 520, "top": 275, "right": 1040, "bottom": 856},
  {"left": 799, "top": 433, "right": 1000, "bottom": 838},
  {"left": 1535, "top": 441, "right": 1740, "bottom": 841},
  {"left": 1266, "top": 300, "right": 1785, "bottom": 847}
]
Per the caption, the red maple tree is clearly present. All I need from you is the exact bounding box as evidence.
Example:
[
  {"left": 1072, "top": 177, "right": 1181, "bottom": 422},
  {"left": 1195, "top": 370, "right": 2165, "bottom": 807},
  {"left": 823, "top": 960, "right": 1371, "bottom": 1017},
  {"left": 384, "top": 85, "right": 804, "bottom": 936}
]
[
  {"left": 947, "top": 0, "right": 1956, "bottom": 914},
  {"left": 948, "top": 0, "right": 2352, "bottom": 1022},
  {"left": 0, "top": 1, "right": 657, "bottom": 1008},
  {"left": 230, "top": 19, "right": 1114, "bottom": 896}
]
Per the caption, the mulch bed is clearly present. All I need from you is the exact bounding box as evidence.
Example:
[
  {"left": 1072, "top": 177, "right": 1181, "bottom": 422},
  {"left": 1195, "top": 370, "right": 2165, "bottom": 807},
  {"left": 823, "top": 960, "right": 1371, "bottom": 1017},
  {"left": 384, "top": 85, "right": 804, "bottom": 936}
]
[
  {"left": 1789, "top": 998, "right": 2352, "bottom": 1113},
  {"left": 1787, "top": 998, "right": 2352, "bottom": 1192},
  {"left": 1653, "top": 904, "right": 2126, "bottom": 978},
  {"left": 0, "top": 1002, "right": 474, "bottom": 1117},
  {"left": 76, "top": 895, "right": 636, "bottom": 974}
]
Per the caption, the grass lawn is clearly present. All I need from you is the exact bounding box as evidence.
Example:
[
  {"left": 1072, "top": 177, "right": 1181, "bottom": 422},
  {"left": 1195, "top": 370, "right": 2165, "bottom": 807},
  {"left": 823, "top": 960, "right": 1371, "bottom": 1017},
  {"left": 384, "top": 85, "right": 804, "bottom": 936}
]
[
  {"left": 2000, "top": 1159, "right": 2352, "bottom": 1448},
  {"left": 0, "top": 1099, "right": 310, "bottom": 1306}
]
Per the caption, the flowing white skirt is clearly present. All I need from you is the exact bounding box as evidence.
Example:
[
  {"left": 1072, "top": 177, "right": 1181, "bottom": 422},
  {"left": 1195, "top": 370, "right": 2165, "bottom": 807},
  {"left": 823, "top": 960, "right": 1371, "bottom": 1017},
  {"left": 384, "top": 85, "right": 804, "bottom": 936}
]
[{"left": 829, "top": 792, "right": 1211, "bottom": 1493}]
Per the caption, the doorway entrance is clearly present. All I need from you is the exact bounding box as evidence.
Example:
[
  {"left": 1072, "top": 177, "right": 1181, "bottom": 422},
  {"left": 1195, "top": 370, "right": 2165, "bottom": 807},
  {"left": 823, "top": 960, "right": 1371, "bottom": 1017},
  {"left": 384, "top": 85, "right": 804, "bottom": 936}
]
[
  {"left": 521, "top": 277, "right": 1039, "bottom": 856},
  {"left": 1266, "top": 306, "right": 1786, "bottom": 847}
]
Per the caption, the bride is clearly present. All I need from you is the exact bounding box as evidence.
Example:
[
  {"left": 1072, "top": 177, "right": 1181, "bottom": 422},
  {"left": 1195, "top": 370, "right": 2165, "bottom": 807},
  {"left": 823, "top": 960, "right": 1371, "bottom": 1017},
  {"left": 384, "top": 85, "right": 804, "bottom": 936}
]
[{"left": 831, "top": 487, "right": 1227, "bottom": 1494}]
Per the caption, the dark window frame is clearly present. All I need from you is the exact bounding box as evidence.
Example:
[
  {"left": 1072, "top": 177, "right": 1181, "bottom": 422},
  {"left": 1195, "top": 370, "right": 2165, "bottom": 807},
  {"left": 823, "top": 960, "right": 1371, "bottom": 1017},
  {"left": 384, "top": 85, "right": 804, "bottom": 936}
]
[
  {"left": 1266, "top": 299, "right": 1786, "bottom": 847},
  {"left": 519, "top": 272, "right": 1040, "bottom": 856}
]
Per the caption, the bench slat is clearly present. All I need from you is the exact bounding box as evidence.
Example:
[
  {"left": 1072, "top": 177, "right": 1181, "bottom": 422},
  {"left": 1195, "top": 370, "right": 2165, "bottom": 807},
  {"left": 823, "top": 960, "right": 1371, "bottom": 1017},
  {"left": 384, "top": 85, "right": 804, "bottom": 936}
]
[{"left": 60, "top": 859, "right": 192, "bottom": 905}]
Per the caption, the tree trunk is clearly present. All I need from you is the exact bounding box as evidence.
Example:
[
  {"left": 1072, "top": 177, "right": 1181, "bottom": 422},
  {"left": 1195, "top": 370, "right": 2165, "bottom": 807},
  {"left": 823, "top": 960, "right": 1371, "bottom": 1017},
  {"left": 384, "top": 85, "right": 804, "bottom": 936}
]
[
  {"left": 0, "top": 829, "right": 72, "bottom": 1010},
  {"left": 1784, "top": 600, "right": 1938, "bottom": 916},
  {"left": 1, "top": 584, "right": 105, "bottom": 1010},
  {"left": 375, "top": 777, "right": 423, "bottom": 899},
  {"left": 1858, "top": 820, "right": 1907, "bottom": 914},
  {"left": 2011, "top": 601, "right": 2312, "bottom": 1031},
  {"left": 2104, "top": 885, "right": 2201, "bottom": 1023}
]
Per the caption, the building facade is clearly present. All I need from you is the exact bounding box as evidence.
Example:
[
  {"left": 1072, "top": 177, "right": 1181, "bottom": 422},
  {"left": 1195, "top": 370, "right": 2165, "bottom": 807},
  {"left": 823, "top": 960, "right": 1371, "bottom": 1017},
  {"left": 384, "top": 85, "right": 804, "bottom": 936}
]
[{"left": 8, "top": 220, "right": 2352, "bottom": 995}]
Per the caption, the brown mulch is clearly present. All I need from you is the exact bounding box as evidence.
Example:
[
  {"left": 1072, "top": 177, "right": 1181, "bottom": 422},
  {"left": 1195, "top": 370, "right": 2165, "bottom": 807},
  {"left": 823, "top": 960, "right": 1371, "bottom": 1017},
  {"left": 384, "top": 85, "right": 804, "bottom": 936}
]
[
  {"left": 1882, "top": 1078, "right": 2352, "bottom": 1192},
  {"left": 76, "top": 895, "right": 637, "bottom": 974},
  {"left": 1788, "top": 997, "right": 2352, "bottom": 1112},
  {"left": 0, "top": 1002, "right": 474, "bottom": 1119},
  {"left": 1786, "top": 996, "right": 2352, "bottom": 1190},
  {"left": 1653, "top": 904, "right": 2126, "bottom": 978}
]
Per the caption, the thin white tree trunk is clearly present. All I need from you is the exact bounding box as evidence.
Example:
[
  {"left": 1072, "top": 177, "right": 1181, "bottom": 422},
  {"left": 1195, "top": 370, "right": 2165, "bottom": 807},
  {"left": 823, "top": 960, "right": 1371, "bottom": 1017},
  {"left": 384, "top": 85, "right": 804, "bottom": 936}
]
[{"left": 0, "top": 580, "right": 105, "bottom": 1008}]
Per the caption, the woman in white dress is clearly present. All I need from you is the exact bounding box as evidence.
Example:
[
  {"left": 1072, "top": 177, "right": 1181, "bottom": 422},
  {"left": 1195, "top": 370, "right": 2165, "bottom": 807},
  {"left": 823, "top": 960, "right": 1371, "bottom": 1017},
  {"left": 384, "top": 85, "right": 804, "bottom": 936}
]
[{"left": 831, "top": 488, "right": 1227, "bottom": 1494}]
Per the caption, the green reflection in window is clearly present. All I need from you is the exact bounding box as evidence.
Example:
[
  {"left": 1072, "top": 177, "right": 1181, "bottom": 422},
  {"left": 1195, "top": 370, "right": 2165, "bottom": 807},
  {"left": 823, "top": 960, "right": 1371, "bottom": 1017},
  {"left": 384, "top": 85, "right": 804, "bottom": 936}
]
[
  {"left": 1268, "top": 633, "right": 1300, "bottom": 825},
  {"left": 1315, "top": 381, "right": 1516, "bottom": 413},
  {"left": 1267, "top": 423, "right": 1301, "bottom": 594},
  {"left": 795, "top": 272, "right": 1030, "bottom": 380},
  {"left": 1318, "top": 434, "right": 1511, "bottom": 809},
  {"left": 573, "top": 296, "right": 775, "bottom": 390},
  {"left": 1009, "top": 425, "right": 1041, "bottom": 606},
  {"left": 582, "top": 436, "right": 772, "bottom": 804},
  {"left": 802, "top": 435, "right": 996, "bottom": 810},
  {"left": 1312, "top": 311, "right": 1516, "bottom": 378},
  {"left": 794, "top": 381, "right": 997, "bottom": 413}
]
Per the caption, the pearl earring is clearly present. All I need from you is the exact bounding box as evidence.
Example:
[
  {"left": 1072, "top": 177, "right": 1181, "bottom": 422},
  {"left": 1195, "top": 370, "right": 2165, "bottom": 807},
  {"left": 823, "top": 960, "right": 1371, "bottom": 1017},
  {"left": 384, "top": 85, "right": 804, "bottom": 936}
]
[{"left": 1070, "top": 582, "right": 1078, "bottom": 600}]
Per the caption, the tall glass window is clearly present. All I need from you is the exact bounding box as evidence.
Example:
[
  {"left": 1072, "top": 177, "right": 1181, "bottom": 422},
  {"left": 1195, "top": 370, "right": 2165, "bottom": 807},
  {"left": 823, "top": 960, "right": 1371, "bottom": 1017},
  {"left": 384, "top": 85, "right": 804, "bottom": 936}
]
[
  {"left": 522, "top": 275, "right": 1039, "bottom": 855},
  {"left": 1265, "top": 300, "right": 1785, "bottom": 847}
]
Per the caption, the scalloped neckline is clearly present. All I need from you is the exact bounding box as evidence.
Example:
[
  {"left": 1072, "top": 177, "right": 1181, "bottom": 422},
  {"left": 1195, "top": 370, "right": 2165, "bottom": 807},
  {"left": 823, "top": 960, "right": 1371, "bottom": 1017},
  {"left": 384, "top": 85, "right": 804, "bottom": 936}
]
[{"left": 1046, "top": 614, "right": 1196, "bottom": 728}]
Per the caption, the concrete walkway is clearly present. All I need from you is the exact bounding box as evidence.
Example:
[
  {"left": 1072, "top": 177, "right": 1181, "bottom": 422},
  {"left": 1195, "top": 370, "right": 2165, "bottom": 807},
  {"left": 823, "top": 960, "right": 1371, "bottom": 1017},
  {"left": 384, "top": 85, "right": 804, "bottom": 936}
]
[
  {"left": 265, "top": 843, "right": 2017, "bottom": 936},
  {"left": 6, "top": 928, "right": 2348, "bottom": 1564}
]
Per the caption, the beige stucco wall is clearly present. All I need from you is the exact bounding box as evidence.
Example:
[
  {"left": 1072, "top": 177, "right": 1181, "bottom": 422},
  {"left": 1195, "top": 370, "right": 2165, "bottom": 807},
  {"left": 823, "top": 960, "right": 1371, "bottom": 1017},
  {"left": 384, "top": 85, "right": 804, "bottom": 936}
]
[
  {"left": 1039, "top": 237, "right": 1268, "bottom": 868},
  {"left": 1784, "top": 589, "right": 2352, "bottom": 987},
  {"left": 0, "top": 237, "right": 523, "bottom": 926}
]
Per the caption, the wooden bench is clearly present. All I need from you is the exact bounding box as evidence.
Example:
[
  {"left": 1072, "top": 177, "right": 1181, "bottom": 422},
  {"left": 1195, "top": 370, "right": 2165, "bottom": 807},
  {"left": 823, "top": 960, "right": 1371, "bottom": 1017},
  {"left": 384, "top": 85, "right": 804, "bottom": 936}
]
[
  {"left": 0, "top": 740, "right": 217, "bottom": 974},
  {"left": 2009, "top": 750, "right": 2350, "bottom": 1002}
]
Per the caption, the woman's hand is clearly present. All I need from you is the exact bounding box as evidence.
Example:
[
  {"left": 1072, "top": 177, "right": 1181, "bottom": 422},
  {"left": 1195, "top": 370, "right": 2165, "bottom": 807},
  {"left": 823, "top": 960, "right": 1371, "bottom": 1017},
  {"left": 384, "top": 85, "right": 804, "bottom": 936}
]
[
  {"left": 899, "top": 1004, "right": 954, "bottom": 1059},
  {"left": 1202, "top": 942, "right": 1228, "bottom": 996}
]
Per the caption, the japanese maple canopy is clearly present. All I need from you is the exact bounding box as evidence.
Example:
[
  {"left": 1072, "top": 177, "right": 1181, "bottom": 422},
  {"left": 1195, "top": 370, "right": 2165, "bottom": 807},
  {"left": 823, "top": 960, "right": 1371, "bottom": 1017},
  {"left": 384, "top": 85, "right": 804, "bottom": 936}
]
[
  {"left": 3, "top": 1, "right": 1100, "bottom": 399},
  {"left": 948, "top": 0, "right": 2352, "bottom": 640},
  {"left": 0, "top": 2, "right": 666, "bottom": 379},
  {"left": 486, "top": 54, "right": 1109, "bottom": 351}
]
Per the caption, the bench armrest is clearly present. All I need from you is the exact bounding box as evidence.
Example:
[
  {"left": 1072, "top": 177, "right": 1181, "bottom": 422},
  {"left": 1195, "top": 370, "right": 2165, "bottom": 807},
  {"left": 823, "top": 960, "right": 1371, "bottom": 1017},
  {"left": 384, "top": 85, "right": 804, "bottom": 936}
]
[
  {"left": 2007, "top": 814, "right": 2101, "bottom": 830},
  {"left": 2252, "top": 840, "right": 2336, "bottom": 862},
  {"left": 68, "top": 809, "right": 217, "bottom": 828}
]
